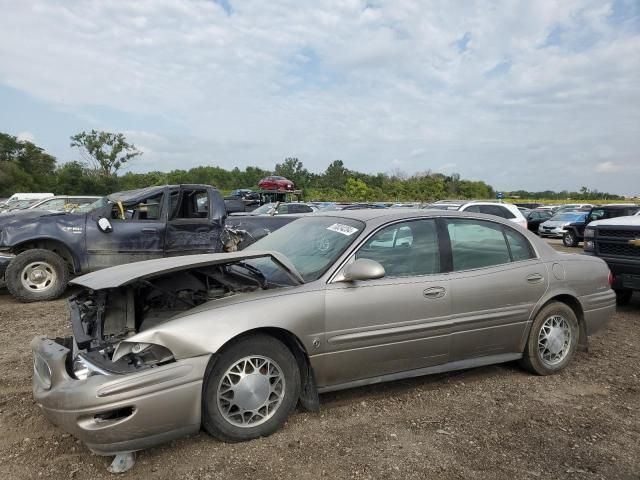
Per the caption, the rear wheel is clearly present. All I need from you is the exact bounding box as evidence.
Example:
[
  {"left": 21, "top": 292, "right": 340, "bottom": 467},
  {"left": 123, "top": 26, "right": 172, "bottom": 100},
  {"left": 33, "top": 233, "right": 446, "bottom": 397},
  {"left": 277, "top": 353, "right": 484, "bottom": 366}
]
[
  {"left": 202, "top": 334, "right": 300, "bottom": 442},
  {"left": 615, "top": 289, "right": 633, "bottom": 305},
  {"left": 562, "top": 231, "right": 578, "bottom": 247},
  {"left": 520, "top": 302, "right": 579, "bottom": 375},
  {"left": 5, "top": 249, "right": 69, "bottom": 302}
]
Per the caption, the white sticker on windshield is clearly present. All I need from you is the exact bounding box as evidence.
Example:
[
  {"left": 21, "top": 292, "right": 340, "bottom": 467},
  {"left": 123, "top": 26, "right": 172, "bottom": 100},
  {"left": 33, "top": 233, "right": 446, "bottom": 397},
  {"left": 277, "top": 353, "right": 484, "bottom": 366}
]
[{"left": 327, "top": 223, "right": 359, "bottom": 236}]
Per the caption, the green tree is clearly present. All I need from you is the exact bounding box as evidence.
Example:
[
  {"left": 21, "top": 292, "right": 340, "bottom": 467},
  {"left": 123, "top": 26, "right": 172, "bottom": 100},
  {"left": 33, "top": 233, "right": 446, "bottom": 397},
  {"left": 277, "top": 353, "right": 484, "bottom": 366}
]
[
  {"left": 70, "top": 130, "right": 141, "bottom": 177},
  {"left": 345, "top": 177, "right": 370, "bottom": 201},
  {"left": 322, "top": 160, "right": 349, "bottom": 190},
  {"left": 0, "top": 133, "right": 57, "bottom": 196}
]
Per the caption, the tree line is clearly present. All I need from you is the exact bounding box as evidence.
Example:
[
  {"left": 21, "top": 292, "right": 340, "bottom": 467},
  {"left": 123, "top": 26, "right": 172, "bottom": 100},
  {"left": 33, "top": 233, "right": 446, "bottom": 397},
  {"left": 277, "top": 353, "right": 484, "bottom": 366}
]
[{"left": 0, "top": 131, "right": 623, "bottom": 202}]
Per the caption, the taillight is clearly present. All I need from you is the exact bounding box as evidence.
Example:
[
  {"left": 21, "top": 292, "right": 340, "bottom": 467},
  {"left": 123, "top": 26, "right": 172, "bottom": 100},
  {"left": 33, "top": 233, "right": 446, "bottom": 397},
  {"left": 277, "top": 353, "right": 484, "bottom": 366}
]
[{"left": 608, "top": 271, "right": 614, "bottom": 287}]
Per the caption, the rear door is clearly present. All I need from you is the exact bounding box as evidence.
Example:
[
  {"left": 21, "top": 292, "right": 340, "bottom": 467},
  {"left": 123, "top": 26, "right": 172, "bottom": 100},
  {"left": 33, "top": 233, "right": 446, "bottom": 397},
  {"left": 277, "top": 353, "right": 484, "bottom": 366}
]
[
  {"left": 165, "top": 187, "right": 225, "bottom": 255},
  {"left": 319, "top": 218, "right": 452, "bottom": 387},
  {"left": 443, "top": 218, "right": 547, "bottom": 361}
]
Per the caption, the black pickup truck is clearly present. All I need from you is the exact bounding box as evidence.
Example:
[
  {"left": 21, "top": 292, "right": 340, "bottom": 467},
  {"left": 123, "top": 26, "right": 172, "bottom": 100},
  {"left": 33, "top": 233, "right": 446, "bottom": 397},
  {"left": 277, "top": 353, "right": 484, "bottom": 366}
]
[
  {"left": 562, "top": 204, "right": 640, "bottom": 247},
  {"left": 0, "top": 185, "right": 228, "bottom": 302},
  {"left": 583, "top": 214, "right": 640, "bottom": 304}
]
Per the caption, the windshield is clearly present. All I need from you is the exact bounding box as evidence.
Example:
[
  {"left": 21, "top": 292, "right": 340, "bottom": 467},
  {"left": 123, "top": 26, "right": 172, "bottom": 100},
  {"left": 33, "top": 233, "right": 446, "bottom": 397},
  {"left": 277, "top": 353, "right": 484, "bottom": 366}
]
[
  {"left": 246, "top": 216, "right": 365, "bottom": 282},
  {"left": 71, "top": 197, "right": 108, "bottom": 213},
  {"left": 250, "top": 203, "right": 277, "bottom": 215},
  {"left": 550, "top": 213, "right": 587, "bottom": 222}
]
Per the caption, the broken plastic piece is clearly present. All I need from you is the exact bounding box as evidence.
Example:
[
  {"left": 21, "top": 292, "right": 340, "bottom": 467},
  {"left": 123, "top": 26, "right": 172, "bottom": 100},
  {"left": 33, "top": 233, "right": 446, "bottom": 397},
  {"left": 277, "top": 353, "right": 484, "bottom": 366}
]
[{"left": 107, "top": 452, "right": 136, "bottom": 473}]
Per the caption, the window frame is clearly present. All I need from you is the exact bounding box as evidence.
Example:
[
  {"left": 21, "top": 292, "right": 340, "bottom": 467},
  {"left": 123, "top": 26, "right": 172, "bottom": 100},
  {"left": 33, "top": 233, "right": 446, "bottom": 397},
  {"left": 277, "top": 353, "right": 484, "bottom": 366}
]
[
  {"left": 441, "top": 217, "right": 537, "bottom": 272},
  {"left": 110, "top": 192, "right": 166, "bottom": 222},
  {"left": 343, "top": 218, "right": 446, "bottom": 279},
  {"left": 168, "top": 188, "right": 211, "bottom": 222}
]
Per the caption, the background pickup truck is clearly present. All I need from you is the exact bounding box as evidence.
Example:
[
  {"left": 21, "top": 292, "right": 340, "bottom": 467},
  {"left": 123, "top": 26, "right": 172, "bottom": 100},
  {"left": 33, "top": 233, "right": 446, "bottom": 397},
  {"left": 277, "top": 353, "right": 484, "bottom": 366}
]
[
  {"left": 562, "top": 204, "right": 640, "bottom": 247},
  {"left": 0, "top": 185, "right": 228, "bottom": 302},
  {"left": 583, "top": 214, "right": 640, "bottom": 305}
]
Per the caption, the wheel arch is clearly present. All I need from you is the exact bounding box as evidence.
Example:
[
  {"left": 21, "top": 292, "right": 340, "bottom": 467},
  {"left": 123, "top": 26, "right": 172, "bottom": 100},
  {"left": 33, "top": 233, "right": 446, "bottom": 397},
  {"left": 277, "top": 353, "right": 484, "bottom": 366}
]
[
  {"left": 11, "top": 238, "right": 79, "bottom": 274},
  {"left": 203, "top": 327, "right": 320, "bottom": 413},
  {"left": 529, "top": 294, "right": 588, "bottom": 351}
]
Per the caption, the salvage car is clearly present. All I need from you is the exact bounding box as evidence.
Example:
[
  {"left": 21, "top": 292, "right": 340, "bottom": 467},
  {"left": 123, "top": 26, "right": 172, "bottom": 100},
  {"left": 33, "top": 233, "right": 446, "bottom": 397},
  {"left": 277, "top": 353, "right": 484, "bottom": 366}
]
[
  {"left": 538, "top": 212, "right": 588, "bottom": 238},
  {"left": 0, "top": 185, "right": 227, "bottom": 302},
  {"left": 257, "top": 176, "right": 295, "bottom": 191},
  {"left": 31, "top": 209, "right": 615, "bottom": 462}
]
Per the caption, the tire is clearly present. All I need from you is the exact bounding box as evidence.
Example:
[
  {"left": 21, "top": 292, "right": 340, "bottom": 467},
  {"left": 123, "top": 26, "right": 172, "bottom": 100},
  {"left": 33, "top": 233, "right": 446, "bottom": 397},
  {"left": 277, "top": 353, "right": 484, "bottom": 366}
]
[
  {"left": 5, "top": 249, "right": 69, "bottom": 303},
  {"left": 520, "top": 302, "right": 579, "bottom": 375},
  {"left": 202, "top": 334, "right": 300, "bottom": 442},
  {"left": 615, "top": 289, "right": 633, "bottom": 306},
  {"left": 562, "top": 231, "right": 578, "bottom": 248}
]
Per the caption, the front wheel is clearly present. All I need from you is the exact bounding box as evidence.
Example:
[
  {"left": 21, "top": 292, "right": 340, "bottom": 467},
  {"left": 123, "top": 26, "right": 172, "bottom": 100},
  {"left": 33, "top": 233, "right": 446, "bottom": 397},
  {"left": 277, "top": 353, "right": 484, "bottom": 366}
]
[
  {"left": 562, "top": 231, "right": 578, "bottom": 247},
  {"left": 5, "top": 249, "right": 69, "bottom": 302},
  {"left": 202, "top": 334, "right": 300, "bottom": 442},
  {"left": 520, "top": 302, "right": 579, "bottom": 375}
]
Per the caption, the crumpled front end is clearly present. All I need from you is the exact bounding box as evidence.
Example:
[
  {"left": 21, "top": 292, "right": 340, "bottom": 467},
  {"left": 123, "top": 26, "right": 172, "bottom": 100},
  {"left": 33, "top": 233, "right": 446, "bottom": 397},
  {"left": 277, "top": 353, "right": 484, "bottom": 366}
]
[
  {"left": 31, "top": 252, "right": 298, "bottom": 454},
  {"left": 31, "top": 335, "right": 209, "bottom": 455}
]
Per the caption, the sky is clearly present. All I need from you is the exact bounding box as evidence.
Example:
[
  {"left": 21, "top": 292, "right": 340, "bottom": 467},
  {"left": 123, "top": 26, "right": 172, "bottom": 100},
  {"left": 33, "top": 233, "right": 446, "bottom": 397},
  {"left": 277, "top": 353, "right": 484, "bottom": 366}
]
[{"left": 0, "top": 0, "right": 639, "bottom": 194}]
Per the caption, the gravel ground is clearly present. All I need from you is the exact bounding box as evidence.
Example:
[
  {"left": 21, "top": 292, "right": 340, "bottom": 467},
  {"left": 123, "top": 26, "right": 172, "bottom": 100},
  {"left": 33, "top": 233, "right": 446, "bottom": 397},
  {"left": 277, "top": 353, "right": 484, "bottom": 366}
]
[{"left": 0, "top": 241, "right": 638, "bottom": 479}]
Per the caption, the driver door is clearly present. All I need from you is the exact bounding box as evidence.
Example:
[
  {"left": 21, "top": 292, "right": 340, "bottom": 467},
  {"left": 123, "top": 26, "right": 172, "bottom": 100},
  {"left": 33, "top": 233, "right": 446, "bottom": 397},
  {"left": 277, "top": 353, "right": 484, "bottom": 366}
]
[
  {"left": 85, "top": 191, "right": 166, "bottom": 271},
  {"left": 317, "top": 219, "right": 452, "bottom": 388}
]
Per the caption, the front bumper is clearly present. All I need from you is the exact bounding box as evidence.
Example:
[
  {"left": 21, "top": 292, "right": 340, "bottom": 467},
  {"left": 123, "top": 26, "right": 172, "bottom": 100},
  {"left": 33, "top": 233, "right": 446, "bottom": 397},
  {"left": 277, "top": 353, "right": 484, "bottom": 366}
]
[
  {"left": 31, "top": 336, "right": 210, "bottom": 455},
  {"left": 0, "top": 253, "right": 14, "bottom": 278},
  {"left": 538, "top": 227, "right": 565, "bottom": 238}
]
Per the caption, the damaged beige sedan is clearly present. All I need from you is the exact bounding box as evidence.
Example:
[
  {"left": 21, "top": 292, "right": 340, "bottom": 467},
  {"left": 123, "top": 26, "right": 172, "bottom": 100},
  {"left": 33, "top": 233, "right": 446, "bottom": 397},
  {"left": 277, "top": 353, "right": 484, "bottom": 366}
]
[{"left": 32, "top": 210, "right": 616, "bottom": 469}]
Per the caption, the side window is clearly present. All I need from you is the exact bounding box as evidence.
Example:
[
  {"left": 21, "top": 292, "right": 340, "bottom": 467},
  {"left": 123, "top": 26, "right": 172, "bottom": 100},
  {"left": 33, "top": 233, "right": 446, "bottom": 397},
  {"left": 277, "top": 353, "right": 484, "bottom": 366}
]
[
  {"left": 498, "top": 206, "right": 516, "bottom": 219},
  {"left": 40, "top": 198, "right": 66, "bottom": 210},
  {"left": 504, "top": 228, "right": 535, "bottom": 261},
  {"left": 112, "top": 194, "right": 163, "bottom": 221},
  {"left": 464, "top": 205, "right": 482, "bottom": 213},
  {"left": 478, "top": 205, "right": 515, "bottom": 219},
  {"left": 447, "top": 220, "right": 510, "bottom": 270},
  {"left": 170, "top": 190, "right": 209, "bottom": 220},
  {"left": 355, "top": 220, "right": 439, "bottom": 277},
  {"left": 276, "top": 204, "right": 290, "bottom": 214},
  {"left": 290, "top": 204, "right": 313, "bottom": 214},
  {"left": 589, "top": 209, "right": 605, "bottom": 221}
]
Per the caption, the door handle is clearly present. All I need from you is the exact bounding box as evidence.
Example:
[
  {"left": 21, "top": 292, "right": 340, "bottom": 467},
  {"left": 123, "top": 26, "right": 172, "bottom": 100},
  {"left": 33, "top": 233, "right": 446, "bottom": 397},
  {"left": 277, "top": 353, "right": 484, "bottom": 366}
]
[
  {"left": 526, "top": 273, "right": 544, "bottom": 284},
  {"left": 423, "top": 287, "right": 446, "bottom": 299},
  {"left": 141, "top": 227, "right": 158, "bottom": 234}
]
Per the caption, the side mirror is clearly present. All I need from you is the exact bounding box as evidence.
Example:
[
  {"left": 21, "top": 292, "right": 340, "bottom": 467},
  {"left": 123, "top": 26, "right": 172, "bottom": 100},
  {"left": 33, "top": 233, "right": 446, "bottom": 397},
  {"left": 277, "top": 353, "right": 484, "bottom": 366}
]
[
  {"left": 342, "top": 258, "right": 385, "bottom": 282},
  {"left": 97, "top": 217, "right": 113, "bottom": 233}
]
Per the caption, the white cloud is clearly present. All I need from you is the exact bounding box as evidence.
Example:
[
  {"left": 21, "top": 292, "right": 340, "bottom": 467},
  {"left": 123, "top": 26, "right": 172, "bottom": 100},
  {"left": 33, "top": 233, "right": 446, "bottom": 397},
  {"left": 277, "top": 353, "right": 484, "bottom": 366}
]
[
  {"left": 595, "top": 161, "right": 623, "bottom": 173},
  {"left": 0, "top": 0, "right": 638, "bottom": 193},
  {"left": 16, "top": 131, "right": 35, "bottom": 143}
]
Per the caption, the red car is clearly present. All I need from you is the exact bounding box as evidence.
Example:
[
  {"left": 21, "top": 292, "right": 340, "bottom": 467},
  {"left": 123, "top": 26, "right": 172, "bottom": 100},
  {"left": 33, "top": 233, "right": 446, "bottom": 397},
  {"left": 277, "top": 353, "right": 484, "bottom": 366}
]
[{"left": 257, "top": 176, "right": 295, "bottom": 191}]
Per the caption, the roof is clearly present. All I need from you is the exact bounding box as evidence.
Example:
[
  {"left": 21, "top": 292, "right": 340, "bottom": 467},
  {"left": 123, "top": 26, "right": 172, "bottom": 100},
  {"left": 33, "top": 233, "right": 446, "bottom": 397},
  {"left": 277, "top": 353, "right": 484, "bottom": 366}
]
[
  {"left": 107, "top": 184, "right": 215, "bottom": 203},
  {"left": 591, "top": 204, "right": 639, "bottom": 209},
  {"left": 308, "top": 207, "right": 506, "bottom": 223},
  {"left": 589, "top": 215, "right": 640, "bottom": 228}
]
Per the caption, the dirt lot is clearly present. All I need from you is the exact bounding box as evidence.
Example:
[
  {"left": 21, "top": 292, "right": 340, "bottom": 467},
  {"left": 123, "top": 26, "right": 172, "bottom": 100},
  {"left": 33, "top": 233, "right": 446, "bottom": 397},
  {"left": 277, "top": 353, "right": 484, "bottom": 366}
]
[{"left": 0, "top": 242, "right": 639, "bottom": 479}]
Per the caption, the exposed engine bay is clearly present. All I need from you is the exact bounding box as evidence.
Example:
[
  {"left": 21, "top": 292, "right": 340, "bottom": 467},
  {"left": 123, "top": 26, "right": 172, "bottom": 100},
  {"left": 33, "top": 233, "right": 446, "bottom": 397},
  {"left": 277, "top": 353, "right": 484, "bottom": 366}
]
[{"left": 68, "top": 262, "right": 273, "bottom": 375}]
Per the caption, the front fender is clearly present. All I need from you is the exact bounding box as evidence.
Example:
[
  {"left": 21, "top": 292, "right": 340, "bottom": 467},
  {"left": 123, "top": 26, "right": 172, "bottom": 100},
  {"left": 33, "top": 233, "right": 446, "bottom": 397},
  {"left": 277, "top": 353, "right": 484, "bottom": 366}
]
[{"left": 114, "top": 289, "right": 326, "bottom": 360}]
